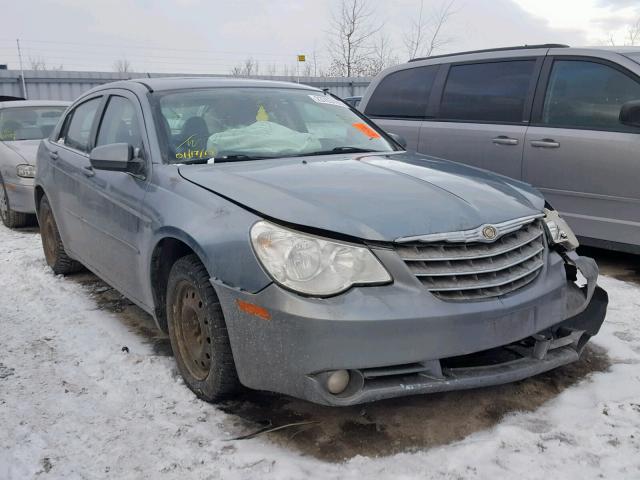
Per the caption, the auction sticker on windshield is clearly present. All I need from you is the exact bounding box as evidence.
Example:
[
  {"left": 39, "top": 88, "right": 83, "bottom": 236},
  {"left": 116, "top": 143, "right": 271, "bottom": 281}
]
[{"left": 308, "top": 95, "right": 348, "bottom": 107}]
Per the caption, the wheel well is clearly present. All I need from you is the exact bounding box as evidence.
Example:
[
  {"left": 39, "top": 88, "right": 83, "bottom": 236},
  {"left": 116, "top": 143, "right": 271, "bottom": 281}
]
[{"left": 150, "top": 237, "right": 197, "bottom": 333}]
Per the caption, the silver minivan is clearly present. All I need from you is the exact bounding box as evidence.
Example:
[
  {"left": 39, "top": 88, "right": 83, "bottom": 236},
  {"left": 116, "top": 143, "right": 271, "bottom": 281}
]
[{"left": 360, "top": 44, "right": 640, "bottom": 254}]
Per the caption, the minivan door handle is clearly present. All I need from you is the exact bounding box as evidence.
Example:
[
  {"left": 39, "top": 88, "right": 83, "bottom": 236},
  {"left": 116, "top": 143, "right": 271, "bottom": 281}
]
[
  {"left": 492, "top": 136, "right": 519, "bottom": 146},
  {"left": 531, "top": 139, "right": 560, "bottom": 148}
]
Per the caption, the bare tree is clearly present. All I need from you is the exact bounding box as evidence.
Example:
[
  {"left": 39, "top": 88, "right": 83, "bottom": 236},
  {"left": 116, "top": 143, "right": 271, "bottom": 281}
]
[
  {"left": 28, "top": 56, "right": 63, "bottom": 71},
  {"left": 265, "top": 63, "right": 278, "bottom": 76},
  {"left": 327, "top": 0, "right": 382, "bottom": 77},
  {"left": 230, "top": 57, "right": 260, "bottom": 77},
  {"left": 627, "top": 18, "right": 640, "bottom": 46},
  {"left": 28, "top": 56, "right": 47, "bottom": 70},
  {"left": 605, "top": 17, "right": 640, "bottom": 46},
  {"left": 114, "top": 59, "right": 133, "bottom": 73},
  {"left": 404, "top": 0, "right": 456, "bottom": 60},
  {"left": 369, "top": 32, "right": 399, "bottom": 75},
  {"left": 244, "top": 57, "right": 259, "bottom": 76}
]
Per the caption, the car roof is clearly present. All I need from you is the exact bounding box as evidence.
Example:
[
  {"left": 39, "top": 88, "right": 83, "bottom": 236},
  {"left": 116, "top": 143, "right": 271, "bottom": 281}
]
[
  {"left": 408, "top": 44, "right": 640, "bottom": 63},
  {"left": 0, "top": 99, "right": 71, "bottom": 109},
  {"left": 90, "top": 77, "right": 322, "bottom": 94}
]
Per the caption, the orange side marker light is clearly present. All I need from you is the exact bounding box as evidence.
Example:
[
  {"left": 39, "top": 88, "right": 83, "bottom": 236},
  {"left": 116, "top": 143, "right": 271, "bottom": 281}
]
[{"left": 236, "top": 299, "right": 271, "bottom": 321}]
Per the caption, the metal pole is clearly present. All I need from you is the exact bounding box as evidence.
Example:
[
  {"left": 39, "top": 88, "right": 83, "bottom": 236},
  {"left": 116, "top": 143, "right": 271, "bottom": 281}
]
[{"left": 16, "top": 38, "right": 28, "bottom": 99}]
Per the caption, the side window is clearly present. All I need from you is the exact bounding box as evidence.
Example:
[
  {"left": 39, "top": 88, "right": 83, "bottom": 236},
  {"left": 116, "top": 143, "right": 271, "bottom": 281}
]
[
  {"left": 541, "top": 60, "right": 640, "bottom": 130},
  {"left": 62, "top": 97, "right": 102, "bottom": 152},
  {"left": 96, "top": 96, "right": 143, "bottom": 149},
  {"left": 440, "top": 60, "right": 536, "bottom": 123},
  {"left": 364, "top": 66, "right": 439, "bottom": 118}
]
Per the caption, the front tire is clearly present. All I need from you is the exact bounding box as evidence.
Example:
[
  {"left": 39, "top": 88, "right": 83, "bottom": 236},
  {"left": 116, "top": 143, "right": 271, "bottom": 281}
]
[
  {"left": 39, "top": 195, "right": 83, "bottom": 275},
  {"left": 166, "top": 254, "right": 239, "bottom": 402},
  {"left": 0, "top": 175, "right": 28, "bottom": 229}
]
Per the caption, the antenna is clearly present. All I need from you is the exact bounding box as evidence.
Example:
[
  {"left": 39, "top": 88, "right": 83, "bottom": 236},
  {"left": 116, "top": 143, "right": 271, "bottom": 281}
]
[{"left": 16, "top": 38, "right": 28, "bottom": 99}]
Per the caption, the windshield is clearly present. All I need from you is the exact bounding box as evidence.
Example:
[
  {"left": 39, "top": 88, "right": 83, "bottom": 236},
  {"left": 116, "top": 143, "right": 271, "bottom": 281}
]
[
  {"left": 0, "top": 106, "right": 67, "bottom": 141},
  {"left": 152, "top": 87, "right": 397, "bottom": 163}
]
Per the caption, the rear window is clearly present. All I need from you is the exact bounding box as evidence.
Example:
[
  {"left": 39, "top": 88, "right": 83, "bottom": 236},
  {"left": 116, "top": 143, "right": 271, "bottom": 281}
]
[
  {"left": 0, "top": 106, "right": 67, "bottom": 141},
  {"left": 440, "top": 60, "right": 536, "bottom": 123},
  {"left": 364, "top": 66, "right": 439, "bottom": 118}
]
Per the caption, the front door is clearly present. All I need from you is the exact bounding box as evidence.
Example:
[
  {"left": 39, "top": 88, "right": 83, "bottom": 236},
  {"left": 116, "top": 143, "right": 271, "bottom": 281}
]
[
  {"left": 523, "top": 57, "right": 640, "bottom": 249},
  {"left": 78, "top": 92, "right": 151, "bottom": 303}
]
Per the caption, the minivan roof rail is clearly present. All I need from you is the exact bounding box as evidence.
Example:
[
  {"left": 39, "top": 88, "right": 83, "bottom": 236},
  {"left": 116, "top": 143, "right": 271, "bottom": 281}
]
[{"left": 408, "top": 44, "right": 570, "bottom": 62}]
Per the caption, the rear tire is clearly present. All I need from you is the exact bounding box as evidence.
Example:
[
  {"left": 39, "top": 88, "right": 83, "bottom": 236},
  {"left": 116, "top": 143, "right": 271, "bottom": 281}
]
[
  {"left": 0, "top": 175, "right": 28, "bottom": 229},
  {"left": 39, "top": 195, "right": 83, "bottom": 275},
  {"left": 166, "top": 254, "right": 239, "bottom": 402}
]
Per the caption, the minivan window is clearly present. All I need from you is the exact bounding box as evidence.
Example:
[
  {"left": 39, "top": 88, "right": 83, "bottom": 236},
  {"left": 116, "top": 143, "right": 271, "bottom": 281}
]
[
  {"left": 62, "top": 97, "right": 102, "bottom": 152},
  {"left": 96, "top": 96, "right": 143, "bottom": 150},
  {"left": 364, "top": 66, "right": 439, "bottom": 118},
  {"left": 541, "top": 60, "right": 640, "bottom": 130},
  {"left": 440, "top": 60, "right": 536, "bottom": 123}
]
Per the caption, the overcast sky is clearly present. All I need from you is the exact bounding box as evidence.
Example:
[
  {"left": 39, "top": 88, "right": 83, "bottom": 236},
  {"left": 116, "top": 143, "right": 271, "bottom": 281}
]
[{"left": 0, "top": 0, "right": 638, "bottom": 75}]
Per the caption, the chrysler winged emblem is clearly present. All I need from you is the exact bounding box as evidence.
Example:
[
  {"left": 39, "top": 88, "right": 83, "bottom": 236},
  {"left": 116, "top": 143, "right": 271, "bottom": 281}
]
[{"left": 482, "top": 225, "right": 498, "bottom": 240}]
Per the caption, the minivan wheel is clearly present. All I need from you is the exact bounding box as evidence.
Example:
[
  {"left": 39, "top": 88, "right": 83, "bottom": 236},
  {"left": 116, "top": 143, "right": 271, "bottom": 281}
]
[
  {"left": 0, "top": 175, "right": 28, "bottom": 229},
  {"left": 166, "top": 254, "right": 239, "bottom": 402},
  {"left": 39, "top": 195, "right": 83, "bottom": 275}
]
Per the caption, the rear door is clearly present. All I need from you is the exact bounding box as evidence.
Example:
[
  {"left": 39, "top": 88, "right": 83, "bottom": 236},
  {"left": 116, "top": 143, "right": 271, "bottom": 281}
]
[
  {"left": 419, "top": 58, "right": 542, "bottom": 180},
  {"left": 523, "top": 55, "right": 640, "bottom": 249},
  {"left": 51, "top": 95, "right": 103, "bottom": 258},
  {"left": 77, "top": 91, "right": 151, "bottom": 303},
  {"left": 363, "top": 65, "right": 440, "bottom": 151}
]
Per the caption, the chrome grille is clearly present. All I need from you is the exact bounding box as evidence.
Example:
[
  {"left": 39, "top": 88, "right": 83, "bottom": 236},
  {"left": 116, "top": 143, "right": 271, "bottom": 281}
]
[{"left": 396, "top": 220, "right": 545, "bottom": 301}]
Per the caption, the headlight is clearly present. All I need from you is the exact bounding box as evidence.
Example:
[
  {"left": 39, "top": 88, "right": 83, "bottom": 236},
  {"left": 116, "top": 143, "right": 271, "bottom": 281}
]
[
  {"left": 250, "top": 220, "right": 391, "bottom": 296},
  {"left": 543, "top": 208, "right": 579, "bottom": 250},
  {"left": 16, "top": 164, "right": 36, "bottom": 178}
]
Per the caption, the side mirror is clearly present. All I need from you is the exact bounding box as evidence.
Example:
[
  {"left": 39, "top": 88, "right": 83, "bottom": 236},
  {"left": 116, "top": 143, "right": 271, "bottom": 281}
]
[
  {"left": 620, "top": 100, "right": 640, "bottom": 128},
  {"left": 89, "top": 143, "right": 144, "bottom": 174},
  {"left": 388, "top": 132, "right": 407, "bottom": 149}
]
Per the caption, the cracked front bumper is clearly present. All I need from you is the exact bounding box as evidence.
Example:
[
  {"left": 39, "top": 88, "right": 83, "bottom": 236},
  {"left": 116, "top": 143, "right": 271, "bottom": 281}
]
[{"left": 213, "top": 249, "right": 607, "bottom": 406}]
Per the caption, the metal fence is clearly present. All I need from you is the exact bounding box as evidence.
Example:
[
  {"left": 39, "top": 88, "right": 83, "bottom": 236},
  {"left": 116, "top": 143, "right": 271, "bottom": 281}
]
[{"left": 0, "top": 69, "right": 372, "bottom": 102}]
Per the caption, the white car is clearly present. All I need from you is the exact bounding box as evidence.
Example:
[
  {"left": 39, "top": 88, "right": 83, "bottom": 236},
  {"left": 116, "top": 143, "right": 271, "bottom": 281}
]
[{"left": 0, "top": 100, "right": 69, "bottom": 227}]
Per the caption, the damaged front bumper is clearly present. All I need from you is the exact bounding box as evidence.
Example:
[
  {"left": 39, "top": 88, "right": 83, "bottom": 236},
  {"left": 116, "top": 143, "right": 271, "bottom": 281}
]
[{"left": 213, "top": 248, "right": 607, "bottom": 406}]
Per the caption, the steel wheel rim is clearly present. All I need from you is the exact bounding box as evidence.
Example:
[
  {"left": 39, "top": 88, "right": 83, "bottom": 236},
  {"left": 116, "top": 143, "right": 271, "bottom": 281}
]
[
  {"left": 174, "top": 280, "right": 211, "bottom": 381},
  {"left": 41, "top": 212, "right": 57, "bottom": 266}
]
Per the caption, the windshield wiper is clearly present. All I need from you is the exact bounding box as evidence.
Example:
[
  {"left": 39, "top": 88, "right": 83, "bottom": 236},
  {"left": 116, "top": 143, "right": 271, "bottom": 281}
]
[
  {"left": 299, "top": 147, "right": 383, "bottom": 157},
  {"left": 175, "top": 154, "right": 270, "bottom": 165}
]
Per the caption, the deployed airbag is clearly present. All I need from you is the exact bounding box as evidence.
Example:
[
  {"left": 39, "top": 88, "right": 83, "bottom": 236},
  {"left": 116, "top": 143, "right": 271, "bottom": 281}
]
[{"left": 207, "top": 121, "right": 322, "bottom": 156}]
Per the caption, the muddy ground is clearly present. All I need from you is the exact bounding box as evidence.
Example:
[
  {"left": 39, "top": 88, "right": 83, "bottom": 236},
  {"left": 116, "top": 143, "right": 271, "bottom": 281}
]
[{"left": 69, "top": 246, "right": 638, "bottom": 462}]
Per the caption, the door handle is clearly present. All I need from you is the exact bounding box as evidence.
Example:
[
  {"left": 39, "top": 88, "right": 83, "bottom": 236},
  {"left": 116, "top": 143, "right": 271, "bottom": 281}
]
[
  {"left": 48, "top": 150, "right": 58, "bottom": 160},
  {"left": 82, "top": 165, "right": 95, "bottom": 177},
  {"left": 492, "top": 136, "right": 519, "bottom": 146},
  {"left": 531, "top": 139, "right": 560, "bottom": 148}
]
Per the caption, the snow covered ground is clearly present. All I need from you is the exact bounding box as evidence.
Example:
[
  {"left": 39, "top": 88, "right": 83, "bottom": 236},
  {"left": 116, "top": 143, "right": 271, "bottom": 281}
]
[{"left": 1, "top": 224, "right": 639, "bottom": 480}]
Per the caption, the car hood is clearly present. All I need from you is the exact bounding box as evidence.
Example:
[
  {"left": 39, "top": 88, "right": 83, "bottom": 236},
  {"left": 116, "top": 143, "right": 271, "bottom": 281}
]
[
  {"left": 2, "top": 139, "right": 41, "bottom": 164},
  {"left": 178, "top": 152, "right": 545, "bottom": 242}
]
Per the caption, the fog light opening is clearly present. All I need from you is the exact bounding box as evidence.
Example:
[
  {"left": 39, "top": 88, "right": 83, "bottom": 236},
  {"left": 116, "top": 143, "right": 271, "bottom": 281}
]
[{"left": 326, "top": 369, "right": 350, "bottom": 395}]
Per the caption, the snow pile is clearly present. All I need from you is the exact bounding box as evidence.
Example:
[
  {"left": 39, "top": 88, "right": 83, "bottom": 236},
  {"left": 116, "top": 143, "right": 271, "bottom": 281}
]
[{"left": 0, "top": 225, "right": 639, "bottom": 479}]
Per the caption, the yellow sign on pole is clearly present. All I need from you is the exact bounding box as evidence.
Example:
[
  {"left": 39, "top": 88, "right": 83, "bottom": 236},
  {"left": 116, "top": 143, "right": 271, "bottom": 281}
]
[{"left": 297, "top": 55, "right": 306, "bottom": 62}]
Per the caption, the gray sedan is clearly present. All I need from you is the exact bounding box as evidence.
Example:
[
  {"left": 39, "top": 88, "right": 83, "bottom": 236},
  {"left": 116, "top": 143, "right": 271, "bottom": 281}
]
[
  {"left": 0, "top": 100, "right": 69, "bottom": 227},
  {"left": 35, "top": 78, "right": 607, "bottom": 406}
]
